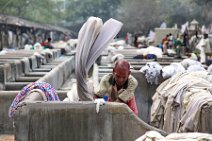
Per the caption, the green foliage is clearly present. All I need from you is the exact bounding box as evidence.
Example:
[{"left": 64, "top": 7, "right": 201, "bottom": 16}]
[
  {"left": 118, "top": 0, "right": 162, "bottom": 35},
  {"left": 64, "top": 0, "right": 121, "bottom": 32},
  {"left": 0, "top": 0, "right": 64, "bottom": 24},
  {"left": 67, "top": 0, "right": 121, "bottom": 20},
  {"left": 192, "top": 0, "right": 212, "bottom": 6},
  {"left": 117, "top": 0, "right": 212, "bottom": 36},
  {"left": 190, "top": 0, "right": 212, "bottom": 25},
  {"left": 0, "top": 0, "right": 211, "bottom": 35}
]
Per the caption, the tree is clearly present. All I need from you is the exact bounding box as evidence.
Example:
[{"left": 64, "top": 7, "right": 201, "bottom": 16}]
[
  {"left": 63, "top": 0, "right": 121, "bottom": 32},
  {"left": 118, "top": 0, "right": 162, "bottom": 36},
  {"left": 0, "top": 0, "right": 211, "bottom": 36},
  {"left": 0, "top": 0, "right": 64, "bottom": 25},
  {"left": 158, "top": 0, "right": 193, "bottom": 26},
  {"left": 117, "top": 0, "right": 212, "bottom": 36},
  {"left": 191, "top": 0, "right": 212, "bottom": 25}
]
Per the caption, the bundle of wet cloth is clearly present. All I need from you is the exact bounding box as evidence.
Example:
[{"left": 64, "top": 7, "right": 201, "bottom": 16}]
[{"left": 8, "top": 81, "right": 60, "bottom": 118}]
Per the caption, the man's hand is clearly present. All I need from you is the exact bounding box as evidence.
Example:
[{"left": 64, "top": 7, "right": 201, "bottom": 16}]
[
  {"left": 115, "top": 98, "right": 122, "bottom": 102},
  {"left": 111, "top": 86, "right": 117, "bottom": 94}
]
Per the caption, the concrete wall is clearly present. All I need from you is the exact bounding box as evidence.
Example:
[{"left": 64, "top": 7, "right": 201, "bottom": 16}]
[
  {"left": 0, "top": 90, "right": 67, "bottom": 134},
  {"left": 0, "top": 56, "right": 165, "bottom": 135},
  {"left": 200, "top": 104, "right": 212, "bottom": 133},
  {"left": 38, "top": 56, "right": 75, "bottom": 89},
  {"left": 131, "top": 71, "right": 165, "bottom": 124},
  {"left": 0, "top": 70, "right": 163, "bottom": 135},
  {"left": 0, "top": 91, "right": 17, "bottom": 134},
  {"left": 14, "top": 102, "right": 166, "bottom": 141}
]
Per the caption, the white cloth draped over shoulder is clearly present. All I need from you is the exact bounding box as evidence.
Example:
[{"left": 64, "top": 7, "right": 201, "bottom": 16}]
[{"left": 76, "top": 17, "right": 123, "bottom": 101}]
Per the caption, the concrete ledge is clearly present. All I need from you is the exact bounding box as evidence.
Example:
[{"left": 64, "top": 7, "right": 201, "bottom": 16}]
[
  {"left": 3, "top": 63, "right": 16, "bottom": 82},
  {"left": 15, "top": 76, "right": 40, "bottom": 82},
  {"left": 40, "top": 52, "right": 53, "bottom": 63},
  {"left": 24, "top": 72, "right": 46, "bottom": 77},
  {"left": 5, "top": 82, "right": 30, "bottom": 90},
  {"left": 51, "top": 49, "right": 61, "bottom": 59},
  {"left": 21, "top": 57, "right": 48, "bottom": 77},
  {"left": 38, "top": 56, "right": 75, "bottom": 89},
  {"left": 14, "top": 102, "right": 166, "bottom": 141},
  {"left": 3, "top": 59, "right": 41, "bottom": 82},
  {"left": 29, "top": 54, "right": 57, "bottom": 71},
  {"left": 29, "top": 55, "right": 40, "bottom": 70},
  {"left": 1, "top": 55, "right": 73, "bottom": 90},
  {"left": 0, "top": 91, "right": 18, "bottom": 134}
]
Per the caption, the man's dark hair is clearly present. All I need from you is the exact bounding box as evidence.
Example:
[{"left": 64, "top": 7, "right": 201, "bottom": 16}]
[{"left": 47, "top": 37, "right": 52, "bottom": 42}]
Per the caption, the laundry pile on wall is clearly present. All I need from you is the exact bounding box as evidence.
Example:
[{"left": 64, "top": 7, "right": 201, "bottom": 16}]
[{"left": 150, "top": 71, "right": 212, "bottom": 133}]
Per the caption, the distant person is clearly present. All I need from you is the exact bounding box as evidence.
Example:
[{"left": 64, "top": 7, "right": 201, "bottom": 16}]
[
  {"left": 127, "top": 32, "right": 133, "bottom": 45},
  {"left": 162, "top": 40, "right": 169, "bottom": 55},
  {"left": 94, "top": 59, "right": 138, "bottom": 115},
  {"left": 168, "top": 33, "right": 174, "bottom": 49},
  {"left": 134, "top": 35, "right": 139, "bottom": 48},
  {"left": 125, "top": 33, "right": 129, "bottom": 44},
  {"left": 199, "top": 33, "right": 211, "bottom": 64},
  {"left": 174, "top": 37, "right": 183, "bottom": 59},
  {"left": 182, "top": 32, "right": 189, "bottom": 53},
  {"left": 161, "top": 34, "right": 169, "bottom": 54},
  {"left": 41, "top": 37, "right": 54, "bottom": 49},
  {"left": 203, "top": 34, "right": 211, "bottom": 53},
  {"left": 161, "top": 34, "right": 169, "bottom": 45}
]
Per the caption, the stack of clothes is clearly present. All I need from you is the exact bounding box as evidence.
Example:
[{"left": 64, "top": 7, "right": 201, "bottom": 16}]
[{"left": 150, "top": 71, "right": 212, "bottom": 133}]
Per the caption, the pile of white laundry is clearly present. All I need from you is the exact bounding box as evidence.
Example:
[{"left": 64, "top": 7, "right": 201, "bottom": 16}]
[
  {"left": 136, "top": 46, "right": 163, "bottom": 58},
  {"left": 140, "top": 58, "right": 207, "bottom": 84},
  {"left": 140, "top": 62, "right": 162, "bottom": 85}
]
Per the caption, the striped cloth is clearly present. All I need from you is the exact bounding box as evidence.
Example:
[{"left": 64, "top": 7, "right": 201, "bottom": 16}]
[{"left": 8, "top": 81, "right": 60, "bottom": 118}]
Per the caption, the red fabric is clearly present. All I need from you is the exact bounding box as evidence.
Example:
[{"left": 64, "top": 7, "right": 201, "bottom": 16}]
[
  {"left": 127, "top": 96, "right": 138, "bottom": 116},
  {"left": 40, "top": 41, "right": 49, "bottom": 46},
  {"left": 108, "top": 96, "right": 138, "bottom": 116}
]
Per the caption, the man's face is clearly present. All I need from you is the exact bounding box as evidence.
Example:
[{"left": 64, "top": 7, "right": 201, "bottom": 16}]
[{"left": 113, "top": 67, "right": 130, "bottom": 87}]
